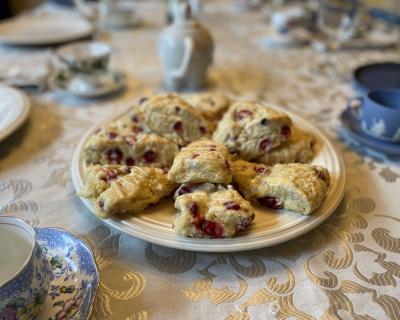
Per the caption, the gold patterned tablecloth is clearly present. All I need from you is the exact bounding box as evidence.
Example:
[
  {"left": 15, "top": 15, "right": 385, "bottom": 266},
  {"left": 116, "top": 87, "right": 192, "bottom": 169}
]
[{"left": 1, "top": 1, "right": 400, "bottom": 319}]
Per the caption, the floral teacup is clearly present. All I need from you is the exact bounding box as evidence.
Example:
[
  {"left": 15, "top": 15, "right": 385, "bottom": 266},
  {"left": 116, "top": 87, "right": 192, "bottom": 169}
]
[
  {"left": 56, "top": 41, "right": 111, "bottom": 74},
  {"left": 0, "top": 217, "right": 53, "bottom": 320}
]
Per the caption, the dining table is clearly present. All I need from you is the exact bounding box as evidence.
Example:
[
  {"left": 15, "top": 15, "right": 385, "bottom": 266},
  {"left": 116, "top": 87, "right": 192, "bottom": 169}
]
[{"left": 1, "top": 1, "right": 400, "bottom": 319}]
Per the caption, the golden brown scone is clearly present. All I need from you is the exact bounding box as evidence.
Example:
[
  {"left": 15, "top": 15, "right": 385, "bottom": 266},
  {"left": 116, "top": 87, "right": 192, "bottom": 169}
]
[
  {"left": 255, "top": 126, "right": 315, "bottom": 165},
  {"left": 167, "top": 138, "right": 232, "bottom": 184},
  {"left": 78, "top": 164, "right": 131, "bottom": 199},
  {"left": 213, "top": 100, "right": 292, "bottom": 160},
  {"left": 185, "top": 93, "right": 231, "bottom": 132},
  {"left": 139, "top": 93, "right": 209, "bottom": 146},
  {"left": 174, "top": 184, "right": 255, "bottom": 238},
  {"left": 83, "top": 127, "right": 178, "bottom": 169},
  {"left": 79, "top": 165, "right": 176, "bottom": 219},
  {"left": 232, "top": 160, "right": 330, "bottom": 215}
]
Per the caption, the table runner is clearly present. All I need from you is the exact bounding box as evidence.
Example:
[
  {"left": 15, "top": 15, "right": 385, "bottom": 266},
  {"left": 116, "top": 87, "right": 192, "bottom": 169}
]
[{"left": 1, "top": 1, "right": 400, "bottom": 319}]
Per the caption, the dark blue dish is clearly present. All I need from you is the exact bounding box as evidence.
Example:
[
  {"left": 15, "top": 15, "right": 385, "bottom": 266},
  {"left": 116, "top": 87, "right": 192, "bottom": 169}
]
[
  {"left": 50, "top": 0, "right": 74, "bottom": 6},
  {"left": 353, "top": 62, "right": 400, "bottom": 94},
  {"left": 340, "top": 107, "right": 400, "bottom": 156},
  {"left": 369, "top": 8, "right": 400, "bottom": 26}
]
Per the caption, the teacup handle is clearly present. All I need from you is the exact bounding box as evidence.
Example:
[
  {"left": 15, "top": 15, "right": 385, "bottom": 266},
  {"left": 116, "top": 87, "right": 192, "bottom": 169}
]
[{"left": 346, "top": 96, "right": 363, "bottom": 121}]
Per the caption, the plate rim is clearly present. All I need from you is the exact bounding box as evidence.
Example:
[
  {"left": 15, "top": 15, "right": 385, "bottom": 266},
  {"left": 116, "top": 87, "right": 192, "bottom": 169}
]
[
  {"left": 0, "top": 15, "right": 94, "bottom": 46},
  {"left": 71, "top": 105, "right": 346, "bottom": 252},
  {"left": 0, "top": 86, "right": 31, "bottom": 143}
]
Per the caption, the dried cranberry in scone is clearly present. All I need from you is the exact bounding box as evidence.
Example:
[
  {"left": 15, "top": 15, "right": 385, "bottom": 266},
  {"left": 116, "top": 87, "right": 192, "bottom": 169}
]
[
  {"left": 174, "top": 184, "right": 255, "bottom": 238},
  {"left": 213, "top": 100, "right": 292, "bottom": 160},
  {"left": 232, "top": 160, "right": 330, "bottom": 215}
]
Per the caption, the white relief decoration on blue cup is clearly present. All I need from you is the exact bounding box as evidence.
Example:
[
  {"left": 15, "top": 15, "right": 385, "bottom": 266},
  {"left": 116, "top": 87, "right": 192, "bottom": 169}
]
[
  {"left": 393, "top": 127, "right": 400, "bottom": 141},
  {"left": 369, "top": 118, "right": 386, "bottom": 137}
]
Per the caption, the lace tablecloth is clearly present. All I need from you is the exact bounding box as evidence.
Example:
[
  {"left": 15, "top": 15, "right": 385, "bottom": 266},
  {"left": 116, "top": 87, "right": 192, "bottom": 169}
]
[{"left": 1, "top": 1, "right": 400, "bottom": 319}]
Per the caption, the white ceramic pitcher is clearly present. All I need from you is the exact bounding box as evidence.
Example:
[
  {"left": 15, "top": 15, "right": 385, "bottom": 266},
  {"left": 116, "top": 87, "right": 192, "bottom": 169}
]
[{"left": 158, "top": 1, "right": 214, "bottom": 91}]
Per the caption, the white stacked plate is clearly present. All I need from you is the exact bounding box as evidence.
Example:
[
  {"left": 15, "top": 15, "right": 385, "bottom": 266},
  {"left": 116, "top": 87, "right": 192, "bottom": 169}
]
[
  {"left": 0, "top": 13, "right": 93, "bottom": 46},
  {"left": 0, "top": 86, "right": 30, "bottom": 142}
]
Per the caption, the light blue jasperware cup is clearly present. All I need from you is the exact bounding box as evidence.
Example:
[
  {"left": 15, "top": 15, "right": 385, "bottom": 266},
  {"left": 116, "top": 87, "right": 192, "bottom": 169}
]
[{"left": 346, "top": 89, "right": 400, "bottom": 143}]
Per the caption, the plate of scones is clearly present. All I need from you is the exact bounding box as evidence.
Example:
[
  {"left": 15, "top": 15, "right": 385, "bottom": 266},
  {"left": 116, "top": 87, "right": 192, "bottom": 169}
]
[{"left": 72, "top": 93, "right": 345, "bottom": 252}]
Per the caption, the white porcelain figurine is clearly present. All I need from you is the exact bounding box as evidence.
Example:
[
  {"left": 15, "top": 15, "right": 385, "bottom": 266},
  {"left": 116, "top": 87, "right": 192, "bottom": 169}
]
[{"left": 158, "top": 1, "right": 213, "bottom": 91}]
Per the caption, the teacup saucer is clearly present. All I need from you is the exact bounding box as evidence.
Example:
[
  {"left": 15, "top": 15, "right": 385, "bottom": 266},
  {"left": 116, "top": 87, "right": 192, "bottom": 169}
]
[
  {"left": 259, "top": 29, "right": 310, "bottom": 49},
  {"left": 340, "top": 108, "right": 400, "bottom": 156},
  {"left": 49, "top": 69, "right": 125, "bottom": 98},
  {"left": 35, "top": 228, "right": 99, "bottom": 319}
]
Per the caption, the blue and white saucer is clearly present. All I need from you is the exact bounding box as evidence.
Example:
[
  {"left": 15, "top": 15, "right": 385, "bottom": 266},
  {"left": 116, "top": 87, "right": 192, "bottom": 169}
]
[
  {"left": 340, "top": 108, "right": 400, "bottom": 156},
  {"left": 36, "top": 228, "right": 99, "bottom": 320}
]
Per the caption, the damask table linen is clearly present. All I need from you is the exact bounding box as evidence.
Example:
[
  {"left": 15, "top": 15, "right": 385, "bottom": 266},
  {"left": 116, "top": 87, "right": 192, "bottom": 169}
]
[{"left": 0, "top": 1, "right": 400, "bottom": 319}]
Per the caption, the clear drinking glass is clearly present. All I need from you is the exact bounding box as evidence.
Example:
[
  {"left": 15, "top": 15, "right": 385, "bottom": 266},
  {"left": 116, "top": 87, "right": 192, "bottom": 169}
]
[{"left": 317, "top": 0, "right": 363, "bottom": 50}]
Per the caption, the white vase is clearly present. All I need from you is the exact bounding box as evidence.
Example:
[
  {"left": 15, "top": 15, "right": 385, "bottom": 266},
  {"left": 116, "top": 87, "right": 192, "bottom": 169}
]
[{"left": 158, "top": 1, "right": 213, "bottom": 91}]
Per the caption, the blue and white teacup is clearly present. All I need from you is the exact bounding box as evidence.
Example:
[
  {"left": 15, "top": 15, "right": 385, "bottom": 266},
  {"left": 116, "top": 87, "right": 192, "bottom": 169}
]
[
  {"left": 346, "top": 89, "right": 400, "bottom": 143},
  {"left": 0, "top": 217, "right": 52, "bottom": 320}
]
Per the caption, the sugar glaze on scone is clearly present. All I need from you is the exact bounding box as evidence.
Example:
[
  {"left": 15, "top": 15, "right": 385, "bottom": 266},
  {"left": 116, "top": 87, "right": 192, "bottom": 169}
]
[
  {"left": 255, "top": 126, "right": 316, "bottom": 165},
  {"left": 167, "top": 139, "right": 232, "bottom": 184},
  {"left": 174, "top": 184, "right": 255, "bottom": 238},
  {"left": 79, "top": 165, "right": 176, "bottom": 219},
  {"left": 232, "top": 160, "right": 330, "bottom": 215},
  {"left": 139, "top": 93, "right": 209, "bottom": 146},
  {"left": 185, "top": 93, "right": 230, "bottom": 132},
  {"left": 213, "top": 101, "right": 292, "bottom": 160},
  {"left": 78, "top": 164, "right": 131, "bottom": 200},
  {"left": 83, "top": 128, "right": 178, "bottom": 169}
]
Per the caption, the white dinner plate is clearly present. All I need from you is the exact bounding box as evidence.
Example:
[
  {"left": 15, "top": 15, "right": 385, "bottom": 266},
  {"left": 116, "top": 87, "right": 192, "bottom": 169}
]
[
  {"left": 71, "top": 105, "right": 346, "bottom": 252},
  {"left": 0, "top": 86, "right": 31, "bottom": 142},
  {"left": 0, "top": 13, "right": 93, "bottom": 46}
]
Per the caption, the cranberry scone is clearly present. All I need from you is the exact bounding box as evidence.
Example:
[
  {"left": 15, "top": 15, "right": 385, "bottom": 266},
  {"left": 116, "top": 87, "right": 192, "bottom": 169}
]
[
  {"left": 174, "top": 184, "right": 255, "bottom": 238},
  {"left": 167, "top": 139, "right": 232, "bottom": 184},
  {"left": 139, "top": 93, "right": 209, "bottom": 146},
  {"left": 213, "top": 101, "right": 292, "bottom": 160},
  {"left": 255, "top": 127, "right": 316, "bottom": 165},
  {"left": 78, "top": 164, "right": 131, "bottom": 199},
  {"left": 232, "top": 160, "right": 330, "bottom": 215},
  {"left": 80, "top": 165, "right": 176, "bottom": 219},
  {"left": 105, "top": 102, "right": 145, "bottom": 133},
  {"left": 83, "top": 127, "right": 178, "bottom": 168},
  {"left": 185, "top": 93, "right": 230, "bottom": 132}
]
